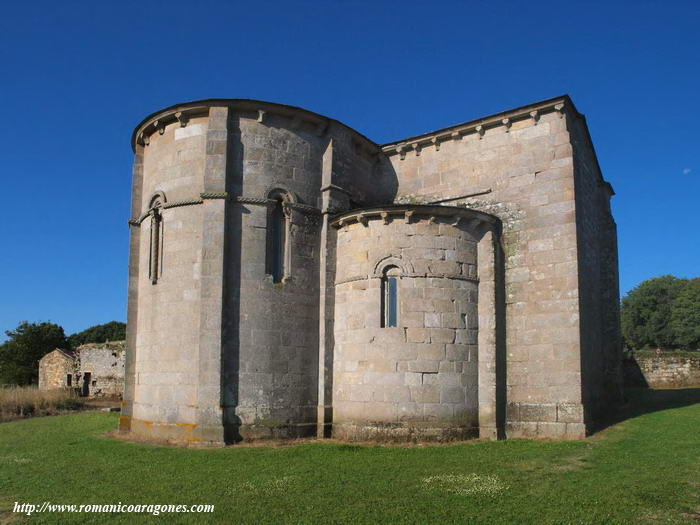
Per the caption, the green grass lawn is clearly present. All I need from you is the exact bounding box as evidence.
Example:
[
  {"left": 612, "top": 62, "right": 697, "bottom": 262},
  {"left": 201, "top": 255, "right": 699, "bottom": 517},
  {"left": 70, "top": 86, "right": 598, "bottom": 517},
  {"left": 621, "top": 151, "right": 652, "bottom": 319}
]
[{"left": 1, "top": 388, "right": 698, "bottom": 524}]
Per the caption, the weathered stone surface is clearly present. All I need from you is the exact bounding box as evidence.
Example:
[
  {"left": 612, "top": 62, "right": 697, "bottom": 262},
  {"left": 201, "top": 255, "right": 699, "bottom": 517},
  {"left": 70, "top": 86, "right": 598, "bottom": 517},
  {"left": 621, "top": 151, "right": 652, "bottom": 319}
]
[
  {"left": 39, "top": 342, "right": 125, "bottom": 398},
  {"left": 120, "top": 96, "right": 620, "bottom": 444},
  {"left": 625, "top": 355, "right": 700, "bottom": 388}
]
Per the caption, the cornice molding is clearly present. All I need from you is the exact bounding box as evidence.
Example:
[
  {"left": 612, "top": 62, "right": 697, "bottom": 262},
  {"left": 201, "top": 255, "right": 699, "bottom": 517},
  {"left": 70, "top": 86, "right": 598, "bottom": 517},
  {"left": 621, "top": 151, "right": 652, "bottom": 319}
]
[
  {"left": 381, "top": 98, "right": 571, "bottom": 159},
  {"left": 131, "top": 99, "right": 382, "bottom": 157},
  {"left": 331, "top": 204, "right": 500, "bottom": 230}
]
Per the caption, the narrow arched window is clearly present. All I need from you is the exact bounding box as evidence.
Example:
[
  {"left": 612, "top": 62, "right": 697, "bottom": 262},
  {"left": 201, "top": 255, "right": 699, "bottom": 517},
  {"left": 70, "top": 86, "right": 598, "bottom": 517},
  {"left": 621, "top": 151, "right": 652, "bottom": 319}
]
[
  {"left": 147, "top": 193, "right": 165, "bottom": 285},
  {"left": 268, "top": 198, "right": 286, "bottom": 283},
  {"left": 381, "top": 266, "right": 400, "bottom": 327}
]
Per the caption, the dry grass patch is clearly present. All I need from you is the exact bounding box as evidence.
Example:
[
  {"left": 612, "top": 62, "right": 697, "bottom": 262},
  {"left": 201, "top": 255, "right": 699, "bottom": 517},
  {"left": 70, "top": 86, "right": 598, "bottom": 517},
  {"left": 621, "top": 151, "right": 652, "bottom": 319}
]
[{"left": 0, "top": 386, "right": 83, "bottom": 422}]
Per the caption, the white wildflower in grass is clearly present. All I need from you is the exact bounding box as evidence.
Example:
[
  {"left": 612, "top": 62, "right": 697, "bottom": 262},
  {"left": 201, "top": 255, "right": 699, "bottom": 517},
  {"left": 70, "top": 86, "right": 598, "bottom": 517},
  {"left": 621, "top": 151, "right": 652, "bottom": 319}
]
[
  {"left": 0, "top": 455, "right": 31, "bottom": 464},
  {"left": 228, "top": 475, "right": 296, "bottom": 496},
  {"left": 421, "top": 473, "right": 508, "bottom": 497}
]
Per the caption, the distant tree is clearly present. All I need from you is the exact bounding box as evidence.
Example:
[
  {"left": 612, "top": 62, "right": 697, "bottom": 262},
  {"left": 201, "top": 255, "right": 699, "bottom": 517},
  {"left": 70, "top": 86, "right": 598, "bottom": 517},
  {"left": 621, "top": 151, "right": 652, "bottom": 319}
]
[
  {"left": 68, "top": 321, "right": 126, "bottom": 349},
  {"left": 0, "top": 321, "right": 68, "bottom": 385},
  {"left": 621, "top": 275, "right": 688, "bottom": 350},
  {"left": 670, "top": 278, "right": 700, "bottom": 350}
]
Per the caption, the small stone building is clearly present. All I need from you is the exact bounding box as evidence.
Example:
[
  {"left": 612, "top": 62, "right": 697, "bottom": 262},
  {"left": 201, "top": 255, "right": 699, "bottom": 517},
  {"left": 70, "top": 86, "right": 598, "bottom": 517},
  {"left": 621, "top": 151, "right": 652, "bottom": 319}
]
[
  {"left": 38, "top": 348, "right": 76, "bottom": 390},
  {"left": 119, "top": 95, "right": 622, "bottom": 445},
  {"left": 38, "top": 341, "right": 126, "bottom": 398}
]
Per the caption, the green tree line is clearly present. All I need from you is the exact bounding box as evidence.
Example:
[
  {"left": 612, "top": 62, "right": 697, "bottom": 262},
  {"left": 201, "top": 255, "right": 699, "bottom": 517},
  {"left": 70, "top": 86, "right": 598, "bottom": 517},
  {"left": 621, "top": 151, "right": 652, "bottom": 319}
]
[
  {"left": 0, "top": 320, "right": 125, "bottom": 386},
  {"left": 621, "top": 275, "right": 700, "bottom": 351}
]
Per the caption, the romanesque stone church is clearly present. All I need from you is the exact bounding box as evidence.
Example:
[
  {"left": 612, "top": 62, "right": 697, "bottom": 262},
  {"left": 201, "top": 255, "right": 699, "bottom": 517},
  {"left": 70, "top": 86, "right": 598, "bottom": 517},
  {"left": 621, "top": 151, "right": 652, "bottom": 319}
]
[{"left": 118, "top": 95, "right": 621, "bottom": 445}]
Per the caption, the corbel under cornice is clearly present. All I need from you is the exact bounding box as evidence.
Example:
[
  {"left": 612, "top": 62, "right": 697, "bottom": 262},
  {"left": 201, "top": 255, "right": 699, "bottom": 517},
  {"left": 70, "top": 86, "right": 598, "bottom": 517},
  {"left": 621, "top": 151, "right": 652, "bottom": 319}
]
[{"left": 381, "top": 98, "right": 571, "bottom": 159}]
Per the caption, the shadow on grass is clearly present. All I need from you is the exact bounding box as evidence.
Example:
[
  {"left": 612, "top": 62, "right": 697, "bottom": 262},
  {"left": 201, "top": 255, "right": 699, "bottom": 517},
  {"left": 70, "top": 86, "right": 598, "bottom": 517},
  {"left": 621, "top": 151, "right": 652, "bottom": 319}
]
[{"left": 593, "top": 386, "right": 700, "bottom": 435}]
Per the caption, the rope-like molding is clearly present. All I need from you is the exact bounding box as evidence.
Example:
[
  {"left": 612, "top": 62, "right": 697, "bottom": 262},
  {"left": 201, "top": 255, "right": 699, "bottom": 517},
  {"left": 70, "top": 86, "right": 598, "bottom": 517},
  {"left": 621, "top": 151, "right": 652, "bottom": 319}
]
[
  {"left": 234, "top": 196, "right": 322, "bottom": 215},
  {"left": 128, "top": 193, "right": 322, "bottom": 225},
  {"left": 335, "top": 273, "right": 479, "bottom": 286},
  {"left": 163, "top": 198, "right": 203, "bottom": 209},
  {"left": 200, "top": 192, "right": 228, "bottom": 200},
  {"left": 129, "top": 198, "right": 204, "bottom": 226},
  {"left": 236, "top": 197, "right": 272, "bottom": 205}
]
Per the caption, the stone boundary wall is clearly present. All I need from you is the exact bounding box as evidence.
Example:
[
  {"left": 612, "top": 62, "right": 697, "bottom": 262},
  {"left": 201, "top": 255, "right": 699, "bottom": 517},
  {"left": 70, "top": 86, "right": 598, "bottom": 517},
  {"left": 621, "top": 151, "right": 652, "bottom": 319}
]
[{"left": 624, "top": 355, "right": 700, "bottom": 388}]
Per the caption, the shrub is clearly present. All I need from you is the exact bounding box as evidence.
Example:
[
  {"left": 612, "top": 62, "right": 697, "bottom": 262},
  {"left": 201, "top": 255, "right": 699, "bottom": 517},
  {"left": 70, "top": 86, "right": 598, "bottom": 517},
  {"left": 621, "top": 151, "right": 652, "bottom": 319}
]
[{"left": 621, "top": 275, "right": 699, "bottom": 350}]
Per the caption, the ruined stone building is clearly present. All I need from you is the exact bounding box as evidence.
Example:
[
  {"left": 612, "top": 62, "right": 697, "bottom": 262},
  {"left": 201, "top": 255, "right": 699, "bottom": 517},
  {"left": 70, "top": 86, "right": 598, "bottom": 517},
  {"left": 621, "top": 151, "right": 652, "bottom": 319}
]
[
  {"left": 118, "top": 95, "right": 622, "bottom": 445},
  {"left": 39, "top": 341, "right": 125, "bottom": 397}
]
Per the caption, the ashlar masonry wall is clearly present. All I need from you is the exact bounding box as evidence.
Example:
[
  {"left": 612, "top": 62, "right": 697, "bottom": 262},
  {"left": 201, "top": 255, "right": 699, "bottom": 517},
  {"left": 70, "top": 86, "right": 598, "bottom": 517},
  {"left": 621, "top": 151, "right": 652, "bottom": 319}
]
[
  {"left": 121, "top": 100, "right": 384, "bottom": 445},
  {"left": 332, "top": 205, "right": 499, "bottom": 440},
  {"left": 383, "top": 103, "right": 588, "bottom": 438},
  {"left": 127, "top": 112, "right": 211, "bottom": 443}
]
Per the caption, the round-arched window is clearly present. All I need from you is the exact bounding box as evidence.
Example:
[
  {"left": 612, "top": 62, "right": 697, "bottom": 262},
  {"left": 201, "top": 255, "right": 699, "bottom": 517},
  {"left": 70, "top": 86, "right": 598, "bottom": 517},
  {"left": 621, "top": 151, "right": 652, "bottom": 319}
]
[{"left": 381, "top": 266, "right": 400, "bottom": 327}]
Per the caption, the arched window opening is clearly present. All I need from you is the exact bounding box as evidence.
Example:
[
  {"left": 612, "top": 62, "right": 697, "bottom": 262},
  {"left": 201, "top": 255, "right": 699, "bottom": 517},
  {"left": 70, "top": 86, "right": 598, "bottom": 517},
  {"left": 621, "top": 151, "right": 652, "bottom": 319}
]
[
  {"left": 148, "top": 193, "right": 165, "bottom": 285},
  {"left": 267, "top": 198, "right": 287, "bottom": 283},
  {"left": 381, "top": 266, "right": 400, "bottom": 328},
  {"left": 266, "top": 189, "right": 294, "bottom": 284}
]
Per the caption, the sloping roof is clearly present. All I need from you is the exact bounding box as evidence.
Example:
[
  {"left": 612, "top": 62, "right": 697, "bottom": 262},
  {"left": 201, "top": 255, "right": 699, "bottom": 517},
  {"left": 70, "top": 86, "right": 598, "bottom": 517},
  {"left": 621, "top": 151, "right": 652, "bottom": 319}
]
[{"left": 41, "top": 348, "right": 76, "bottom": 361}]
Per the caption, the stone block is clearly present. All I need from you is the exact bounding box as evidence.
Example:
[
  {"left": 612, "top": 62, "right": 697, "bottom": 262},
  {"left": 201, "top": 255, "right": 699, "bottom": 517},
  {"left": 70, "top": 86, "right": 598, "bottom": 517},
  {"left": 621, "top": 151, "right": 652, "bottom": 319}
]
[
  {"left": 405, "top": 372, "right": 423, "bottom": 386},
  {"left": 564, "top": 423, "right": 586, "bottom": 439},
  {"left": 518, "top": 403, "right": 557, "bottom": 422},
  {"left": 536, "top": 422, "right": 567, "bottom": 439},
  {"left": 410, "top": 385, "right": 440, "bottom": 403},
  {"left": 557, "top": 403, "right": 583, "bottom": 423},
  {"left": 408, "top": 361, "right": 440, "bottom": 373},
  {"left": 440, "top": 386, "right": 465, "bottom": 404},
  {"left": 406, "top": 328, "right": 430, "bottom": 343},
  {"left": 430, "top": 328, "right": 456, "bottom": 344},
  {"left": 424, "top": 312, "right": 441, "bottom": 327},
  {"left": 416, "top": 343, "right": 445, "bottom": 361}
]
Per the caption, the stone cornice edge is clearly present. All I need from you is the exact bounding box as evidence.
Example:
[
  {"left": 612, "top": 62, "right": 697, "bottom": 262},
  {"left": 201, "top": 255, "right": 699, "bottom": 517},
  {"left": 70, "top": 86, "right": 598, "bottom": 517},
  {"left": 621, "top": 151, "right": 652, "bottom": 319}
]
[{"left": 381, "top": 97, "right": 572, "bottom": 159}]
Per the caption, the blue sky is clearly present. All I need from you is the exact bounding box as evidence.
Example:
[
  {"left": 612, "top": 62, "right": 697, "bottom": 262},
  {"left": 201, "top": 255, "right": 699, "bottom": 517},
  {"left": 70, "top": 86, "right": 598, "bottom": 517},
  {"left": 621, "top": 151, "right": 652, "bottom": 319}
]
[{"left": 0, "top": 0, "right": 698, "bottom": 338}]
